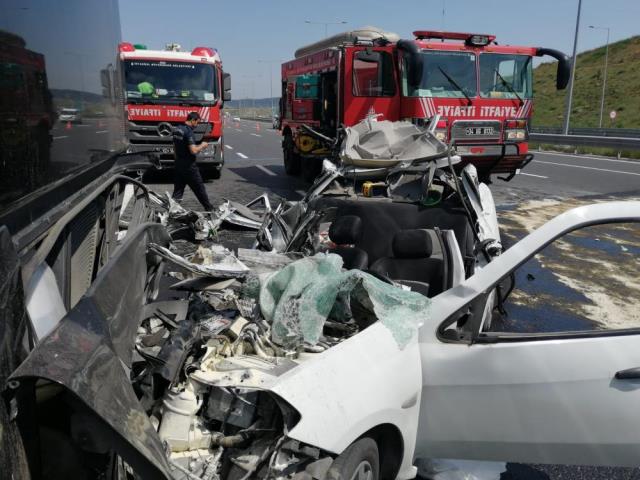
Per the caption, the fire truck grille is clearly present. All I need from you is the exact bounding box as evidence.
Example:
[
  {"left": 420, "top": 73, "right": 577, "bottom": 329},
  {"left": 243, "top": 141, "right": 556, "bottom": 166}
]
[
  {"left": 127, "top": 120, "right": 210, "bottom": 145},
  {"left": 450, "top": 120, "right": 502, "bottom": 143}
]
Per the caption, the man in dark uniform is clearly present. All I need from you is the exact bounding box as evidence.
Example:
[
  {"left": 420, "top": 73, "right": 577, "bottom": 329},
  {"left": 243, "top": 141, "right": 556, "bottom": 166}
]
[{"left": 172, "top": 111, "right": 214, "bottom": 211}]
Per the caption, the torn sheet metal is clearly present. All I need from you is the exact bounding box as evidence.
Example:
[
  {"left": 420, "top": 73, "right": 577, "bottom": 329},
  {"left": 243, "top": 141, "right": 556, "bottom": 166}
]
[
  {"left": 149, "top": 243, "right": 249, "bottom": 278},
  {"left": 340, "top": 118, "right": 448, "bottom": 168},
  {"left": 236, "top": 248, "right": 303, "bottom": 275},
  {"left": 249, "top": 253, "right": 429, "bottom": 350}
]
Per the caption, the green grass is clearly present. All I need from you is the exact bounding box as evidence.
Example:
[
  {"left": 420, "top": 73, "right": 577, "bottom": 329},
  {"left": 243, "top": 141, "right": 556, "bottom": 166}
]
[{"left": 533, "top": 35, "right": 640, "bottom": 129}]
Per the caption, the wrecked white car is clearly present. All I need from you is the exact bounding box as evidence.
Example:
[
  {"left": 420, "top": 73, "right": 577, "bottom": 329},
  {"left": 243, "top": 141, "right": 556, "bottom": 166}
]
[{"left": 3, "top": 125, "right": 640, "bottom": 480}]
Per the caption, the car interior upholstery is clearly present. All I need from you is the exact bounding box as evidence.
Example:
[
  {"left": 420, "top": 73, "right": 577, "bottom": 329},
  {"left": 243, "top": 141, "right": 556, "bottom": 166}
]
[
  {"left": 313, "top": 198, "right": 475, "bottom": 297},
  {"left": 327, "top": 214, "right": 369, "bottom": 270}
]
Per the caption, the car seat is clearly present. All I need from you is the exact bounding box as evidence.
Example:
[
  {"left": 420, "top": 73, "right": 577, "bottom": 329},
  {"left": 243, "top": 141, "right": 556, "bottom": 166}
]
[
  {"left": 328, "top": 215, "right": 369, "bottom": 270},
  {"left": 369, "top": 229, "right": 444, "bottom": 297}
]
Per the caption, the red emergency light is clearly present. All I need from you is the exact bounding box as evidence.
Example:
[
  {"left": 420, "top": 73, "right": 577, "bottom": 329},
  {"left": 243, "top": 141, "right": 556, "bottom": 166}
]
[
  {"left": 191, "top": 47, "right": 215, "bottom": 57},
  {"left": 118, "top": 42, "right": 136, "bottom": 52},
  {"left": 413, "top": 31, "right": 496, "bottom": 46}
]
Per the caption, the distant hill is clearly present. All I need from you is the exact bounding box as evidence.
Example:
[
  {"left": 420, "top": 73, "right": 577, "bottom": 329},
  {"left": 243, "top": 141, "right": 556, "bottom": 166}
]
[{"left": 532, "top": 35, "right": 640, "bottom": 128}]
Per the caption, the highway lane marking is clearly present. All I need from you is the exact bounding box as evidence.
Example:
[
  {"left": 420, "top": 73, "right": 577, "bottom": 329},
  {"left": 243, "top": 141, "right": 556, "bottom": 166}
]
[
  {"left": 256, "top": 165, "right": 277, "bottom": 176},
  {"left": 236, "top": 152, "right": 248, "bottom": 159},
  {"left": 519, "top": 172, "right": 548, "bottom": 179},
  {"left": 235, "top": 129, "right": 243, "bottom": 132},
  {"left": 95, "top": 130, "right": 109, "bottom": 134},
  {"left": 533, "top": 160, "right": 640, "bottom": 177},
  {"left": 251, "top": 133, "right": 262, "bottom": 137},
  {"left": 53, "top": 136, "right": 68, "bottom": 140},
  {"left": 77, "top": 124, "right": 91, "bottom": 127},
  {"left": 225, "top": 145, "right": 233, "bottom": 150},
  {"left": 535, "top": 151, "right": 640, "bottom": 166}
]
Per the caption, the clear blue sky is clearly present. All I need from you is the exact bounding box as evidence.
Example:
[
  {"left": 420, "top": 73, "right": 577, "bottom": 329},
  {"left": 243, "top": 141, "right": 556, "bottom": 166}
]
[{"left": 119, "top": 0, "right": 639, "bottom": 99}]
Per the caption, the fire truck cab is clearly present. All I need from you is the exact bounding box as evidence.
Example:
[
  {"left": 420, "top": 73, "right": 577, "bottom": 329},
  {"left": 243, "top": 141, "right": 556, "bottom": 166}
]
[
  {"left": 279, "top": 27, "right": 570, "bottom": 182},
  {"left": 119, "top": 42, "right": 232, "bottom": 179}
]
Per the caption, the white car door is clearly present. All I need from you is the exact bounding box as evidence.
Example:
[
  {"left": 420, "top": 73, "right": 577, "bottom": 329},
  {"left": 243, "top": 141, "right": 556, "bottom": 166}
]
[{"left": 415, "top": 201, "right": 640, "bottom": 467}]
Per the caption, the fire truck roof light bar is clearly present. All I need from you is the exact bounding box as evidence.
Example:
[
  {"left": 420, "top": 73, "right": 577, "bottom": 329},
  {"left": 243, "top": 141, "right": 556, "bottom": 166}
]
[{"left": 413, "top": 31, "right": 496, "bottom": 46}]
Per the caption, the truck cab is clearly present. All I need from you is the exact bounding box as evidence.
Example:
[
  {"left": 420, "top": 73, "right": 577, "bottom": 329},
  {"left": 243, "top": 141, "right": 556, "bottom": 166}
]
[
  {"left": 279, "top": 27, "right": 569, "bottom": 183},
  {"left": 119, "top": 43, "right": 232, "bottom": 179}
]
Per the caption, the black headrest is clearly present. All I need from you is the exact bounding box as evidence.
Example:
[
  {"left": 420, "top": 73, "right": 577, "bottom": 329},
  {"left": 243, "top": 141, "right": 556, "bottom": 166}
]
[
  {"left": 392, "top": 229, "right": 432, "bottom": 259},
  {"left": 329, "top": 215, "right": 362, "bottom": 244}
]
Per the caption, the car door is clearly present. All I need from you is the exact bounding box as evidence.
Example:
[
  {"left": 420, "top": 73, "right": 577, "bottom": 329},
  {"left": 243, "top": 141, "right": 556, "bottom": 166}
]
[{"left": 414, "top": 201, "right": 640, "bottom": 467}]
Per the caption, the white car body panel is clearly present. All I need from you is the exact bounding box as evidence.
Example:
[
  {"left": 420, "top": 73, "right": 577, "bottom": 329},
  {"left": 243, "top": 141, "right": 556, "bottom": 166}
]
[
  {"left": 267, "top": 201, "right": 640, "bottom": 476},
  {"left": 271, "top": 321, "right": 422, "bottom": 480},
  {"left": 417, "top": 201, "right": 640, "bottom": 467}
]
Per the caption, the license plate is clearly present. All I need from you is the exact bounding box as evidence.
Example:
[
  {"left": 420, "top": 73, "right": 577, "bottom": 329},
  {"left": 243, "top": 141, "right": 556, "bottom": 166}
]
[
  {"left": 465, "top": 127, "right": 494, "bottom": 136},
  {"left": 154, "top": 146, "right": 174, "bottom": 154}
]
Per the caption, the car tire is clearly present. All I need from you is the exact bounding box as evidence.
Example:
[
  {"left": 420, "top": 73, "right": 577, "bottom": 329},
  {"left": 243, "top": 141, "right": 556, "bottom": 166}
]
[
  {"left": 283, "top": 134, "right": 300, "bottom": 176},
  {"left": 301, "top": 157, "right": 322, "bottom": 184},
  {"left": 326, "top": 437, "right": 379, "bottom": 480}
]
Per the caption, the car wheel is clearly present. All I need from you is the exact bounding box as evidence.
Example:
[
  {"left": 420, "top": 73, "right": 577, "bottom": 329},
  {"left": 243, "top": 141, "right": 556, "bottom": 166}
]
[
  {"left": 301, "top": 157, "right": 322, "bottom": 184},
  {"left": 283, "top": 134, "right": 300, "bottom": 175},
  {"left": 326, "top": 437, "right": 379, "bottom": 480}
]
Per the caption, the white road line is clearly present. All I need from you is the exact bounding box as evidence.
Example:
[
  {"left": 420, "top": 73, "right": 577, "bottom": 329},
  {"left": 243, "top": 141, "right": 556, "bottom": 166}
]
[
  {"left": 236, "top": 152, "right": 248, "bottom": 159},
  {"left": 533, "top": 160, "right": 640, "bottom": 177},
  {"left": 519, "top": 172, "right": 548, "bottom": 179},
  {"left": 256, "top": 165, "right": 277, "bottom": 176},
  {"left": 535, "top": 151, "right": 640, "bottom": 166},
  {"left": 77, "top": 124, "right": 91, "bottom": 127},
  {"left": 251, "top": 133, "right": 262, "bottom": 137},
  {"left": 225, "top": 145, "right": 233, "bottom": 150},
  {"left": 95, "top": 130, "right": 108, "bottom": 134},
  {"left": 235, "top": 129, "right": 243, "bottom": 132},
  {"left": 53, "top": 135, "right": 68, "bottom": 140}
]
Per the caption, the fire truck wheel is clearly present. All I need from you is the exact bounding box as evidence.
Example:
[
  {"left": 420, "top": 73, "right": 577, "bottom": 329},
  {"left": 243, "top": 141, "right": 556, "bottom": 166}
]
[
  {"left": 301, "top": 157, "right": 322, "bottom": 184},
  {"left": 283, "top": 134, "right": 301, "bottom": 176},
  {"left": 201, "top": 166, "right": 222, "bottom": 181}
]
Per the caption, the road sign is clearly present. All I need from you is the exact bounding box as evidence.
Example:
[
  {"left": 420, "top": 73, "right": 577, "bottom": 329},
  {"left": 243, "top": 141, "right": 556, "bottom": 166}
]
[{"left": 610, "top": 110, "right": 617, "bottom": 120}]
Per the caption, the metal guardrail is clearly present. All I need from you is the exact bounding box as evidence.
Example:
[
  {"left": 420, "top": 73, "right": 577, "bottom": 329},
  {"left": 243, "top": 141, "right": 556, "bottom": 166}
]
[
  {"left": 531, "top": 127, "right": 640, "bottom": 139},
  {"left": 529, "top": 133, "right": 640, "bottom": 151}
]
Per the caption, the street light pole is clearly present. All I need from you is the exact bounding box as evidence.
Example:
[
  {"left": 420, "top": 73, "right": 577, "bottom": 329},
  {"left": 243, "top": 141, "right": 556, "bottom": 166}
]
[
  {"left": 258, "top": 60, "right": 279, "bottom": 115},
  {"left": 304, "top": 20, "right": 347, "bottom": 38},
  {"left": 562, "top": 0, "right": 582, "bottom": 135},
  {"left": 589, "top": 25, "right": 610, "bottom": 128}
]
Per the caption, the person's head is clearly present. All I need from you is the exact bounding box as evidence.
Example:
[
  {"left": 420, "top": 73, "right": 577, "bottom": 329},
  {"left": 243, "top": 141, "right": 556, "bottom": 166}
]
[{"left": 185, "top": 111, "right": 200, "bottom": 127}]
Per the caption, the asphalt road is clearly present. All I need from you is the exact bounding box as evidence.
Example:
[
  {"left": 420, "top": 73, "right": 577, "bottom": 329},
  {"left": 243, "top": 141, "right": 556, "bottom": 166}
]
[{"left": 146, "top": 118, "right": 640, "bottom": 480}]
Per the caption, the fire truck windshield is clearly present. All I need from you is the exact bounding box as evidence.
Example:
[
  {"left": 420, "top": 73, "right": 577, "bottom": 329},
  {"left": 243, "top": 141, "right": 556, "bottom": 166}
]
[
  {"left": 124, "top": 60, "right": 218, "bottom": 103},
  {"left": 479, "top": 53, "right": 532, "bottom": 99},
  {"left": 403, "top": 51, "right": 477, "bottom": 99}
]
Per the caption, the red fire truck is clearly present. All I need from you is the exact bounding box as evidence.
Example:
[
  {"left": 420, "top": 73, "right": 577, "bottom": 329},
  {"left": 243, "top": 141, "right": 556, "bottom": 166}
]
[
  {"left": 119, "top": 42, "right": 231, "bottom": 179},
  {"left": 279, "top": 27, "right": 570, "bottom": 182}
]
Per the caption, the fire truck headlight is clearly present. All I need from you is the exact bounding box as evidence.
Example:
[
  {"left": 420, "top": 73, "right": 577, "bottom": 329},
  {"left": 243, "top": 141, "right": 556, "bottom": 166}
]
[{"left": 506, "top": 129, "right": 527, "bottom": 141}]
